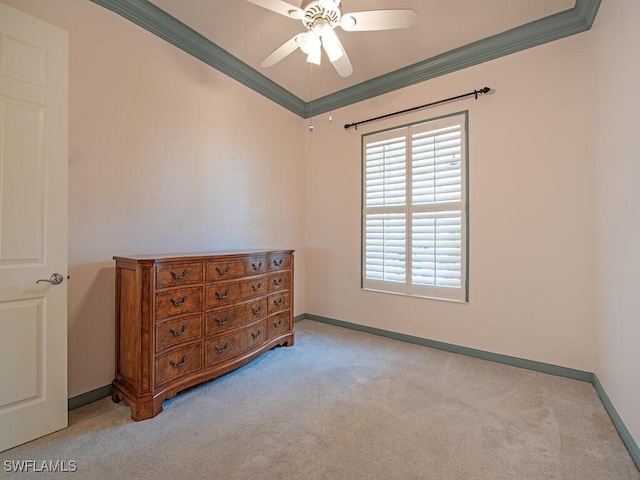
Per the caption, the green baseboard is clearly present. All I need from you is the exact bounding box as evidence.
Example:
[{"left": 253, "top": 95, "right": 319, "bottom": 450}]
[
  {"left": 68, "top": 384, "right": 112, "bottom": 411},
  {"left": 592, "top": 375, "right": 640, "bottom": 469},
  {"left": 304, "top": 314, "right": 593, "bottom": 382}
]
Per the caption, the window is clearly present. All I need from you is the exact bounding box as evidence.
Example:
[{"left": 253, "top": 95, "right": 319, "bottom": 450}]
[{"left": 362, "top": 112, "right": 468, "bottom": 302}]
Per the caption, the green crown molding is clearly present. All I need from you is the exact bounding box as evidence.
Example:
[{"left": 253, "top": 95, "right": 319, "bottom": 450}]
[{"left": 90, "top": 0, "right": 600, "bottom": 119}]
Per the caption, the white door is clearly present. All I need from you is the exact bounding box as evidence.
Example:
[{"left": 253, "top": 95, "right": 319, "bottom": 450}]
[{"left": 0, "top": 3, "right": 68, "bottom": 452}]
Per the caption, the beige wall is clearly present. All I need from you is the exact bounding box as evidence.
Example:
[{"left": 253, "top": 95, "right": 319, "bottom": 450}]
[
  {"left": 304, "top": 32, "right": 596, "bottom": 372},
  {"left": 2, "top": 0, "right": 307, "bottom": 397},
  {"left": 592, "top": 0, "right": 640, "bottom": 450}
]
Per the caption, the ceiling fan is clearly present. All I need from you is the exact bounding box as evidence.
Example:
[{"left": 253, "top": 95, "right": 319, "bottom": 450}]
[{"left": 246, "top": 0, "right": 418, "bottom": 77}]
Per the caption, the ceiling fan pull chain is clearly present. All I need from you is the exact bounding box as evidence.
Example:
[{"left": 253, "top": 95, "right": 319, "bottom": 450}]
[
  {"left": 329, "top": 66, "right": 333, "bottom": 123},
  {"left": 308, "top": 63, "right": 314, "bottom": 132}
]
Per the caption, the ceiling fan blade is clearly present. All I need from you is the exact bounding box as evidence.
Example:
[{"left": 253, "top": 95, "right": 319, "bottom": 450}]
[
  {"left": 340, "top": 10, "right": 418, "bottom": 32},
  {"left": 329, "top": 35, "right": 352, "bottom": 77},
  {"left": 245, "top": 0, "right": 303, "bottom": 19},
  {"left": 261, "top": 34, "right": 304, "bottom": 67}
]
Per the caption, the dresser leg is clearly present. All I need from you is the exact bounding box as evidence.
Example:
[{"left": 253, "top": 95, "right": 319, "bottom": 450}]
[
  {"left": 284, "top": 333, "right": 295, "bottom": 347},
  {"left": 111, "top": 384, "right": 124, "bottom": 403},
  {"left": 129, "top": 397, "right": 161, "bottom": 422},
  {"left": 111, "top": 384, "right": 161, "bottom": 421}
]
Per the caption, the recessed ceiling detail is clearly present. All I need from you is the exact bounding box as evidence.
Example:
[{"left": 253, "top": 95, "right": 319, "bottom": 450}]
[{"left": 90, "top": 0, "right": 600, "bottom": 119}]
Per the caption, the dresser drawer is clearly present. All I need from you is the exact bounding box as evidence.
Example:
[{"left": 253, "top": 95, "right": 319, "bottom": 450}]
[
  {"left": 206, "top": 255, "right": 267, "bottom": 281},
  {"left": 155, "top": 287, "right": 203, "bottom": 319},
  {"left": 155, "top": 343, "right": 202, "bottom": 387},
  {"left": 205, "top": 298, "right": 267, "bottom": 336},
  {"left": 268, "top": 271, "right": 291, "bottom": 293},
  {"left": 267, "top": 311, "right": 291, "bottom": 340},
  {"left": 267, "top": 291, "right": 291, "bottom": 314},
  {"left": 155, "top": 314, "right": 203, "bottom": 353},
  {"left": 205, "top": 320, "right": 267, "bottom": 367},
  {"left": 268, "top": 253, "right": 291, "bottom": 272},
  {"left": 205, "top": 275, "right": 267, "bottom": 309},
  {"left": 156, "top": 262, "right": 203, "bottom": 288}
]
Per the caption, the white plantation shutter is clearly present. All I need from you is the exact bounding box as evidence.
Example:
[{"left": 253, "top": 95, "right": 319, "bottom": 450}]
[
  {"left": 365, "top": 213, "right": 406, "bottom": 284},
  {"left": 362, "top": 113, "right": 468, "bottom": 302},
  {"left": 365, "top": 133, "right": 406, "bottom": 207},
  {"left": 411, "top": 124, "right": 462, "bottom": 205},
  {"left": 411, "top": 211, "right": 462, "bottom": 288},
  {"left": 363, "top": 129, "right": 408, "bottom": 293}
]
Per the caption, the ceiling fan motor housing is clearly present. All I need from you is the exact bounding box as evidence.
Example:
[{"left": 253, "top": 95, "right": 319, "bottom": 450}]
[{"left": 301, "top": 0, "right": 342, "bottom": 30}]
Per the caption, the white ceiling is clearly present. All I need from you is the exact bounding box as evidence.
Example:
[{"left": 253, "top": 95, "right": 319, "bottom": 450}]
[{"left": 148, "top": 0, "right": 575, "bottom": 102}]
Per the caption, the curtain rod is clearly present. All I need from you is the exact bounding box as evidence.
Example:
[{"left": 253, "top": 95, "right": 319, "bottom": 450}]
[{"left": 344, "top": 86, "right": 491, "bottom": 130}]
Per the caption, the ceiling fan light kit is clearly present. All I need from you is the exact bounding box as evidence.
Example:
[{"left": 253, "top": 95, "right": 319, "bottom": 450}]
[{"left": 247, "top": 0, "right": 418, "bottom": 77}]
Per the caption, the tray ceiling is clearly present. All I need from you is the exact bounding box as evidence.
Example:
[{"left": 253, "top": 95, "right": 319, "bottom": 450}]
[{"left": 91, "top": 0, "right": 600, "bottom": 117}]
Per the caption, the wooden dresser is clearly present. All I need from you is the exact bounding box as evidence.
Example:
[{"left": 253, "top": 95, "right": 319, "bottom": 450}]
[{"left": 112, "top": 250, "right": 294, "bottom": 420}]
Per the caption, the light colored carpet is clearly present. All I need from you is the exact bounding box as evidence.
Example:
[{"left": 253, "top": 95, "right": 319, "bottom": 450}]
[{"left": 1, "top": 320, "right": 638, "bottom": 479}]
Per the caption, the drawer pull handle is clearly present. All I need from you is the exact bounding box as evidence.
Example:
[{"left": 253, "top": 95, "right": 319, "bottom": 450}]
[
  {"left": 273, "top": 259, "right": 283, "bottom": 267},
  {"left": 252, "top": 261, "right": 263, "bottom": 271},
  {"left": 274, "top": 298, "right": 284, "bottom": 307},
  {"left": 215, "top": 314, "right": 230, "bottom": 325},
  {"left": 169, "top": 295, "right": 188, "bottom": 307},
  {"left": 215, "top": 342, "right": 231, "bottom": 353},
  {"left": 169, "top": 324, "right": 189, "bottom": 336},
  {"left": 170, "top": 269, "right": 189, "bottom": 280},
  {"left": 216, "top": 266, "right": 231, "bottom": 276},
  {"left": 251, "top": 329, "right": 263, "bottom": 340},
  {"left": 251, "top": 305, "right": 262, "bottom": 315},
  {"left": 170, "top": 354, "right": 188, "bottom": 368},
  {"left": 252, "top": 282, "right": 262, "bottom": 292},
  {"left": 274, "top": 277, "right": 283, "bottom": 286},
  {"left": 215, "top": 289, "right": 231, "bottom": 299},
  {"left": 273, "top": 318, "right": 283, "bottom": 327}
]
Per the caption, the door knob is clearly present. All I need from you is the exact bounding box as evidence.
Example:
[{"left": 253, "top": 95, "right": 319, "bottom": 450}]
[{"left": 37, "top": 273, "right": 64, "bottom": 285}]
